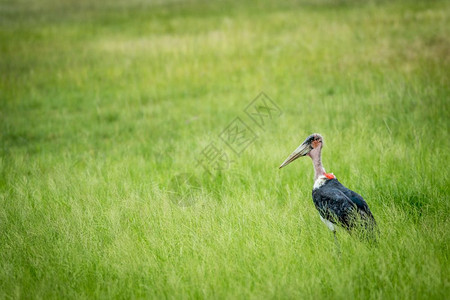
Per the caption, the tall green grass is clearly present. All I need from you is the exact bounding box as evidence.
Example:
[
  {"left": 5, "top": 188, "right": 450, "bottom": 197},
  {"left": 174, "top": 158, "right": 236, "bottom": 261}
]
[{"left": 1, "top": 0, "right": 449, "bottom": 298}]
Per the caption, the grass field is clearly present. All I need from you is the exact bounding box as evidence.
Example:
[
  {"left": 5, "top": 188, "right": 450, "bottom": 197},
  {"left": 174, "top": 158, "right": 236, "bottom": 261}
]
[{"left": 1, "top": 0, "right": 449, "bottom": 298}]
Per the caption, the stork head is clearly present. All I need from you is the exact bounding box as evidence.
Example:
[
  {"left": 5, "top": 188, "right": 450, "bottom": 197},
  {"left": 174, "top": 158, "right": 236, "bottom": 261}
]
[{"left": 279, "top": 133, "right": 323, "bottom": 169}]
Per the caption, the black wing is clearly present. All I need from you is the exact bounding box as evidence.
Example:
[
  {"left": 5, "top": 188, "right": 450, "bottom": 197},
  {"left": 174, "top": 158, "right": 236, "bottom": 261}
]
[
  {"left": 312, "top": 184, "right": 357, "bottom": 230},
  {"left": 341, "top": 187, "right": 376, "bottom": 224},
  {"left": 312, "top": 179, "right": 377, "bottom": 231}
]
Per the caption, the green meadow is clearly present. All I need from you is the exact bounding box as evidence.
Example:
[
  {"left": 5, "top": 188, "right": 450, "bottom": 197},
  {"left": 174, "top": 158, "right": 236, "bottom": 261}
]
[{"left": 1, "top": 0, "right": 449, "bottom": 298}]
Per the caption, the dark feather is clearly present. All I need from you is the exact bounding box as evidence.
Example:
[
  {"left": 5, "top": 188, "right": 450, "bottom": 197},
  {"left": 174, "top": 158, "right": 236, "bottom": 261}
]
[{"left": 312, "top": 178, "right": 376, "bottom": 232}]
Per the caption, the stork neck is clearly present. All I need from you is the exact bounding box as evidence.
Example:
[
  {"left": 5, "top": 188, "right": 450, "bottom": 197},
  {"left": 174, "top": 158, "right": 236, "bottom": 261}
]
[{"left": 311, "top": 150, "right": 326, "bottom": 181}]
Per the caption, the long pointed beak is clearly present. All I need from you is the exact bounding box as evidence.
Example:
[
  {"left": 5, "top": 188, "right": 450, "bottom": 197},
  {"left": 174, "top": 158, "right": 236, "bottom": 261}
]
[{"left": 279, "top": 142, "right": 311, "bottom": 169}]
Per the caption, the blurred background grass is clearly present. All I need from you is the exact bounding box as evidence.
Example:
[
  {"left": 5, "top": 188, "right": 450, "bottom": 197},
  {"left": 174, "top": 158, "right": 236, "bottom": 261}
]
[{"left": 1, "top": 0, "right": 449, "bottom": 298}]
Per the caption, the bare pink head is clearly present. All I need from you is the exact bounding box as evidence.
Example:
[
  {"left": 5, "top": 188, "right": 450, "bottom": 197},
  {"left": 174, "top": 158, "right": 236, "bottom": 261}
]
[{"left": 279, "top": 133, "right": 326, "bottom": 180}]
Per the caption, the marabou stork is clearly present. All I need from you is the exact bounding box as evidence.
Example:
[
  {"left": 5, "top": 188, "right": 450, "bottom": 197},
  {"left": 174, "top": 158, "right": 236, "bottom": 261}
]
[{"left": 279, "top": 134, "right": 376, "bottom": 244}]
